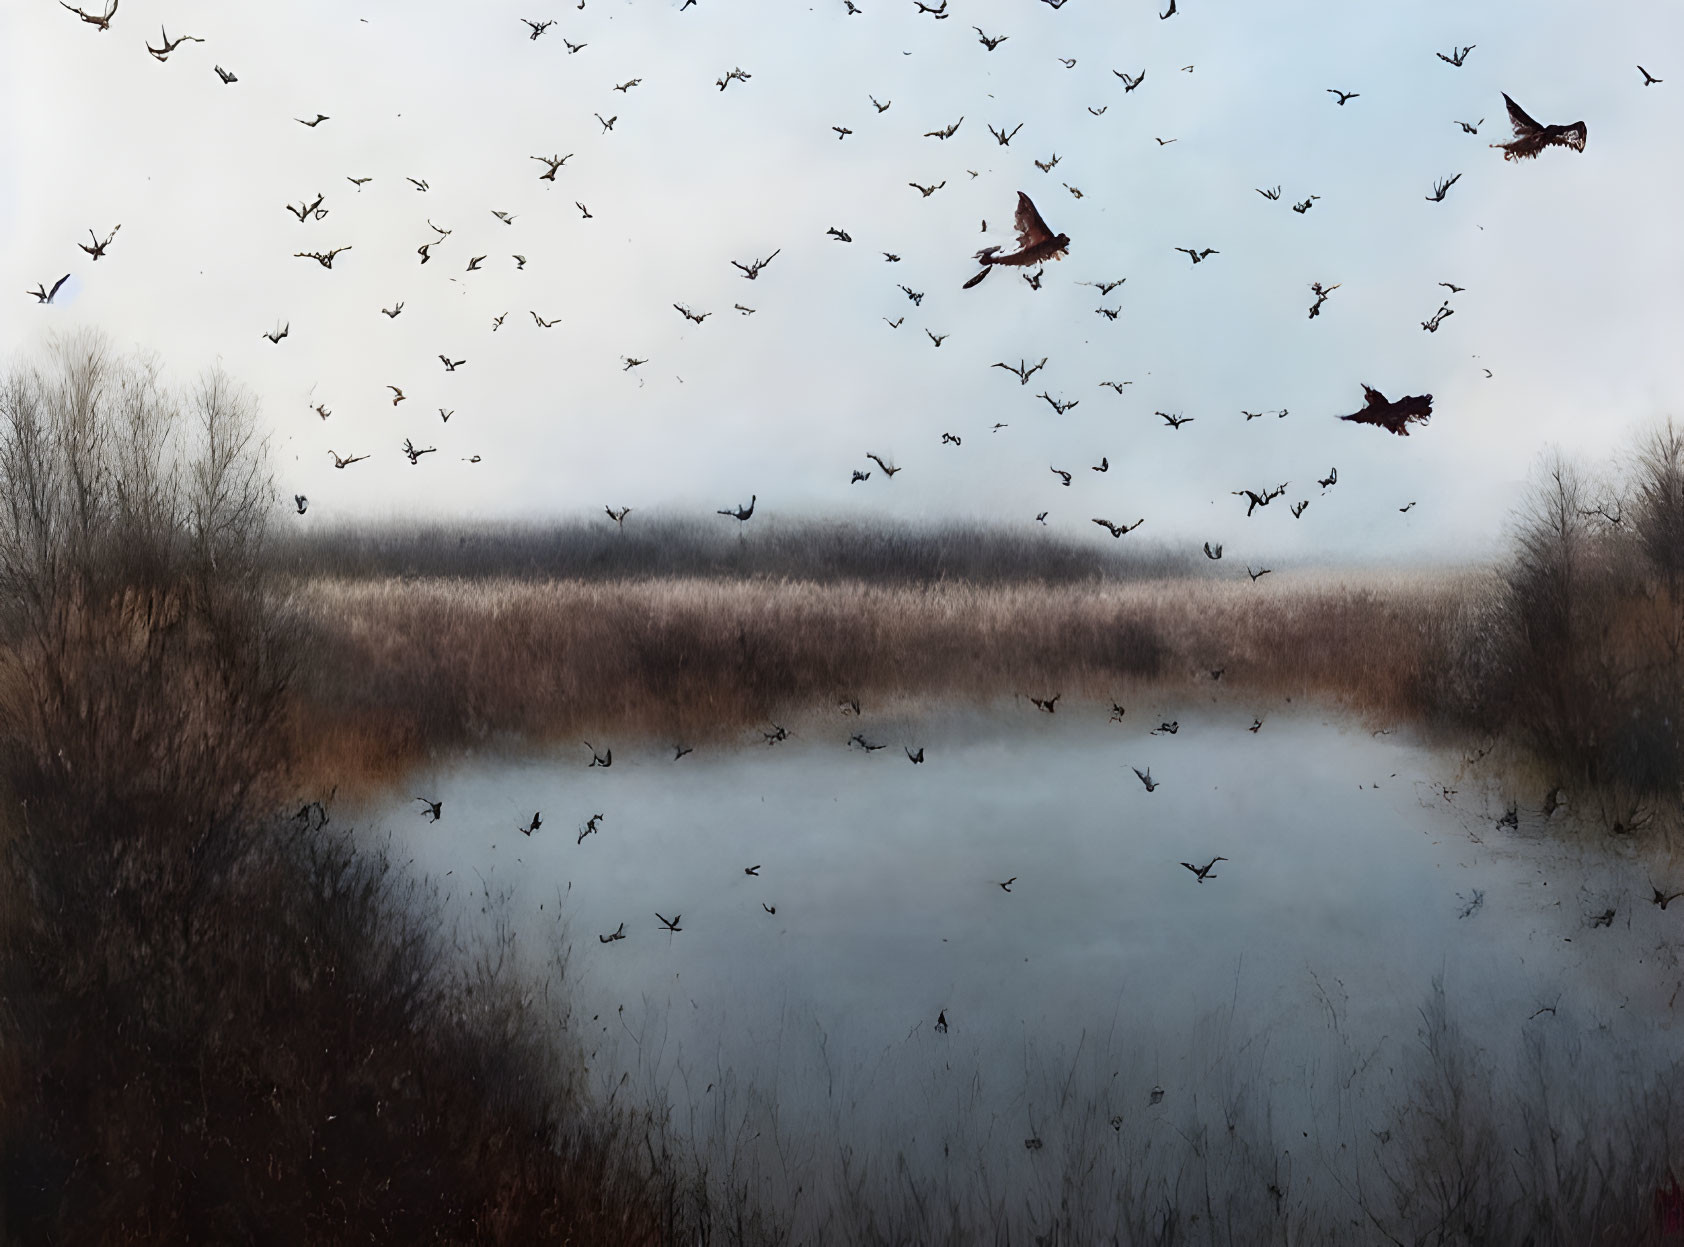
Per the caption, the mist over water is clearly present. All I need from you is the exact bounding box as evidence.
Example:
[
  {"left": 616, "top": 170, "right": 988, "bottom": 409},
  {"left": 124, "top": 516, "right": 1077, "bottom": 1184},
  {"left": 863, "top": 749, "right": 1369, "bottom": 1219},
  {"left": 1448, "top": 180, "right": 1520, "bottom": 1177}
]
[{"left": 359, "top": 702, "right": 1683, "bottom": 1202}]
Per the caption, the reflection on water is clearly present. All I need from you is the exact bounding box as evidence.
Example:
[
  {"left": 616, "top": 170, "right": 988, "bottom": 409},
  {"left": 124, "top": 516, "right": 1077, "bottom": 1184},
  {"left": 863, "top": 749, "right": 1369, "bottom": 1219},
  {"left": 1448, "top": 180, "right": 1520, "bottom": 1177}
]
[{"left": 356, "top": 703, "right": 1684, "bottom": 1233}]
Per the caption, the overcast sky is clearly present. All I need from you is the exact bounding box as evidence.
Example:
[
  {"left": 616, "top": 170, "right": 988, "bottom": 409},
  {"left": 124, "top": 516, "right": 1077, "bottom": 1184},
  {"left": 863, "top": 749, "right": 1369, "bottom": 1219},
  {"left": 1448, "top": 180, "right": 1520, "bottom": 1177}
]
[{"left": 5, "top": 0, "right": 1681, "bottom": 564}]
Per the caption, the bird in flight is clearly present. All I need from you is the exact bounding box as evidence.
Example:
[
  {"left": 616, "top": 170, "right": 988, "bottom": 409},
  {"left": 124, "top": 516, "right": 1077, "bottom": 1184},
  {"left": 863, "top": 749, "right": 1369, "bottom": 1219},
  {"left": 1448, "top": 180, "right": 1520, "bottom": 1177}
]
[
  {"left": 563, "top": 38, "right": 585, "bottom": 53},
  {"left": 870, "top": 95, "right": 891, "bottom": 112},
  {"left": 1246, "top": 566, "right": 1272, "bottom": 582},
  {"left": 1040, "top": 393, "right": 1078, "bottom": 415},
  {"left": 827, "top": 227, "right": 852, "bottom": 242},
  {"left": 963, "top": 192, "right": 1070, "bottom": 289},
  {"left": 387, "top": 385, "right": 406, "bottom": 406},
  {"left": 1339, "top": 384, "right": 1433, "bottom": 435},
  {"left": 1115, "top": 69, "right": 1145, "bottom": 91},
  {"left": 732, "top": 250, "right": 780, "bottom": 280},
  {"left": 382, "top": 302, "right": 403, "bottom": 318},
  {"left": 295, "top": 247, "right": 351, "bottom": 269},
  {"left": 326, "top": 450, "right": 367, "bottom": 469},
  {"left": 1492, "top": 93, "right": 1586, "bottom": 160},
  {"left": 1455, "top": 119, "right": 1484, "bottom": 135},
  {"left": 1092, "top": 457, "right": 1108, "bottom": 473},
  {"left": 576, "top": 202, "right": 592, "bottom": 218},
  {"left": 1421, "top": 303, "right": 1454, "bottom": 333},
  {"left": 974, "top": 27, "right": 1007, "bottom": 50},
  {"left": 1639, "top": 66, "right": 1663, "bottom": 86},
  {"left": 532, "top": 153, "right": 572, "bottom": 180},
  {"left": 1257, "top": 185, "right": 1282, "bottom": 201},
  {"left": 284, "top": 193, "right": 327, "bottom": 223},
  {"left": 294, "top": 495, "right": 308, "bottom": 515},
  {"left": 906, "top": 747, "right": 924, "bottom": 763},
  {"left": 621, "top": 357, "right": 646, "bottom": 371},
  {"left": 1318, "top": 467, "right": 1338, "bottom": 490},
  {"left": 1132, "top": 766, "right": 1158, "bottom": 792},
  {"left": 261, "top": 322, "right": 289, "bottom": 343},
  {"left": 1154, "top": 137, "right": 1177, "bottom": 146},
  {"left": 78, "top": 224, "right": 120, "bottom": 259},
  {"left": 1436, "top": 45, "right": 1474, "bottom": 67},
  {"left": 1050, "top": 466, "right": 1073, "bottom": 486},
  {"left": 832, "top": 126, "right": 852, "bottom": 140},
  {"left": 673, "top": 304, "right": 708, "bottom": 324},
  {"left": 1292, "top": 196, "right": 1319, "bottom": 213},
  {"left": 214, "top": 65, "right": 237, "bottom": 83},
  {"left": 1426, "top": 173, "right": 1462, "bottom": 202},
  {"left": 1174, "top": 247, "right": 1218, "bottom": 264},
  {"left": 717, "top": 67, "right": 751, "bottom": 90},
  {"left": 851, "top": 470, "right": 871, "bottom": 484},
  {"left": 1034, "top": 153, "right": 1061, "bottom": 172},
  {"left": 999, "top": 877, "right": 1016, "bottom": 893},
  {"left": 1203, "top": 542, "right": 1222, "bottom": 560},
  {"left": 407, "top": 177, "right": 429, "bottom": 192},
  {"left": 1327, "top": 89, "right": 1359, "bottom": 106},
  {"left": 925, "top": 117, "right": 964, "bottom": 140},
  {"left": 1159, "top": 0, "right": 1176, "bottom": 15},
  {"left": 718, "top": 495, "right": 756, "bottom": 521},
  {"left": 993, "top": 358, "right": 1047, "bottom": 385},
  {"left": 60, "top": 0, "right": 119, "bottom": 31},
  {"left": 926, "top": 330, "right": 947, "bottom": 347},
  {"left": 401, "top": 439, "right": 436, "bottom": 465},
  {"left": 1158, "top": 411, "right": 1194, "bottom": 429},
  {"left": 491, "top": 210, "right": 517, "bottom": 225},
  {"left": 1030, "top": 694, "right": 1059, "bottom": 713},
  {"left": 988, "top": 122, "right": 1023, "bottom": 146},
  {"left": 439, "top": 354, "right": 466, "bottom": 371},
  {"left": 614, "top": 78, "right": 643, "bottom": 93},
  {"left": 866, "top": 452, "right": 900, "bottom": 477},
  {"left": 145, "top": 25, "right": 204, "bottom": 60},
  {"left": 1182, "top": 856, "right": 1226, "bottom": 882},
  {"left": 1307, "top": 282, "right": 1339, "bottom": 319},
  {"left": 522, "top": 18, "right": 554, "bottom": 38},
  {"left": 415, "top": 797, "right": 443, "bottom": 822},
  {"left": 595, "top": 113, "right": 617, "bottom": 133},
  {"left": 599, "top": 922, "right": 626, "bottom": 943},
  {"left": 1093, "top": 518, "right": 1144, "bottom": 537},
  {"left": 1083, "top": 278, "right": 1126, "bottom": 295},
  {"left": 296, "top": 114, "right": 330, "bottom": 127}
]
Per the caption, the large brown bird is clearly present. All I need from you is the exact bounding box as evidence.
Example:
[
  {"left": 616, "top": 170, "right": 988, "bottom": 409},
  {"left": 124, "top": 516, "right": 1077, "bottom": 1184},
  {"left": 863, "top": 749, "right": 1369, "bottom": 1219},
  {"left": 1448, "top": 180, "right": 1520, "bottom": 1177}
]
[
  {"left": 1338, "top": 384, "right": 1434, "bottom": 436},
  {"left": 963, "top": 192, "right": 1070, "bottom": 288},
  {"left": 1491, "top": 93, "right": 1586, "bottom": 160}
]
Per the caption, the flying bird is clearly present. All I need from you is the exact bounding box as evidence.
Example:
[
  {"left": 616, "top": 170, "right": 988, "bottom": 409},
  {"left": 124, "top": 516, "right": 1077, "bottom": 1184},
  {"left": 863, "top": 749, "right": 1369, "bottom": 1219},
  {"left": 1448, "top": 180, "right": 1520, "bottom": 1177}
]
[
  {"left": 962, "top": 192, "right": 1070, "bottom": 289},
  {"left": 718, "top": 495, "right": 756, "bottom": 521},
  {"left": 1034, "top": 153, "right": 1061, "bottom": 172},
  {"left": 827, "top": 227, "right": 853, "bottom": 242},
  {"left": 1050, "top": 467, "right": 1072, "bottom": 486},
  {"left": 1318, "top": 467, "right": 1338, "bottom": 489},
  {"left": 926, "top": 330, "right": 947, "bottom": 347},
  {"left": 145, "top": 24, "right": 203, "bottom": 60},
  {"left": 1257, "top": 185, "right": 1282, "bottom": 200},
  {"left": 866, "top": 453, "right": 900, "bottom": 477},
  {"left": 1246, "top": 566, "right": 1272, "bottom": 581},
  {"left": 326, "top": 450, "right": 367, "bottom": 469},
  {"left": 1436, "top": 45, "right": 1474, "bottom": 67},
  {"left": 1327, "top": 90, "right": 1359, "bottom": 106},
  {"left": 214, "top": 65, "right": 237, "bottom": 83},
  {"left": 605, "top": 506, "right": 632, "bottom": 529},
  {"left": 1132, "top": 766, "right": 1158, "bottom": 792},
  {"left": 1426, "top": 173, "right": 1462, "bottom": 202},
  {"left": 1159, "top": 0, "right": 1175, "bottom": 16},
  {"left": 532, "top": 153, "right": 573, "bottom": 180},
  {"left": 870, "top": 95, "right": 891, "bottom": 112},
  {"left": 1115, "top": 70, "right": 1145, "bottom": 91},
  {"left": 294, "top": 495, "right": 308, "bottom": 515},
  {"left": 974, "top": 27, "right": 1007, "bottom": 50},
  {"left": 1639, "top": 66, "right": 1663, "bottom": 86},
  {"left": 925, "top": 117, "right": 964, "bottom": 140},
  {"left": 655, "top": 912, "right": 683, "bottom": 932},
  {"left": 261, "top": 322, "right": 289, "bottom": 343},
  {"left": 296, "top": 114, "right": 330, "bottom": 127},
  {"left": 1455, "top": 119, "right": 1484, "bottom": 134},
  {"left": 1338, "top": 384, "right": 1433, "bottom": 436},
  {"left": 1092, "top": 517, "right": 1143, "bottom": 537},
  {"left": 78, "top": 224, "right": 120, "bottom": 261},
  {"left": 1040, "top": 393, "right": 1078, "bottom": 414},
  {"left": 732, "top": 250, "right": 781, "bottom": 279},
  {"left": 1421, "top": 303, "right": 1454, "bottom": 333},
  {"left": 1029, "top": 694, "right": 1059, "bottom": 713},
  {"left": 1174, "top": 247, "right": 1218, "bottom": 264},
  {"left": 1181, "top": 856, "right": 1226, "bottom": 882},
  {"left": 1307, "top": 281, "right": 1339, "bottom": 318},
  {"left": 614, "top": 78, "right": 642, "bottom": 92},
  {"left": 522, "top": 18, "right": 554, "bottom": 38},
  {"left": 1492, "top": 93, "right": 1587, "bottom": 160},
  {"left": 1158, "top": 411, "right": 1194, "bottom": 429},
  {"left": 993, "top": 358, "right": 1047, "bottom": 385},
  {"left": 1203, "top": 542, "right": 1222, "bottom": 560},
  {"left": 381, "top": 302, "right": 403, "bottom": 318},
  {"left": 60, "top": 1, "right": 119, "bottom": 31},
  {"left": 988, "top": 122, "right": 1023, "bottom": 145},
  {"left": 415, "top": 797, "right": 443, "bottom": 822},
  {"left": 295, "top": 246, "right": 351, "bottom": 269},
  {"left": 599, "top": 922, "right": 626, "bottom": 943},
  {"left": 832, "top": 126, "right": 852, "bottom": 140},
  {"left": 439, "top": 354, "right": 466, "bottom": 371},
  {"left": 851, "top": 470, "right": 871, "bottom": 484},
  {"left": 387, "top": 385, "right": 406, "bottom": 406},
  {"left": 716, "top": 67, "right": 751, "bottom": 90}
]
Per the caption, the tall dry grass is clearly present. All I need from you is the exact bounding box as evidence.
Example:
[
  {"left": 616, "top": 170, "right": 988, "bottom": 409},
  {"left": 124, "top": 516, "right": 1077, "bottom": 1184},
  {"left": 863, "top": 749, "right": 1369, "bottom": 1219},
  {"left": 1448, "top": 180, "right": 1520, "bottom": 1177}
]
[{"left": 281, "top": 570, "right": 1470, "bottom": 790}]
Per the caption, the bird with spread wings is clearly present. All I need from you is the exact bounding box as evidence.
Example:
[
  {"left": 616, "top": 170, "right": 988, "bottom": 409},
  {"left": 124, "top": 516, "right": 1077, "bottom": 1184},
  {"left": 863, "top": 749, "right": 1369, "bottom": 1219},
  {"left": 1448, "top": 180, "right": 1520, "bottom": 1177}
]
[
  {"left": 1491, "top": 93, "right": 1586, "bottom": 161},
  {"left": 962, "top": 193, "right": 1070, "bottom": 289}
]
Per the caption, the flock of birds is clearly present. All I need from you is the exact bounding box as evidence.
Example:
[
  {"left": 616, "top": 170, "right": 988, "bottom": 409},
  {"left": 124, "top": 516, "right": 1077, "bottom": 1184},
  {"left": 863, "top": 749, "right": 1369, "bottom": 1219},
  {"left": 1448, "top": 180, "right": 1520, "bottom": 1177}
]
[{"left": 30, "top": 1, "right": 1642, "bottom": 568}]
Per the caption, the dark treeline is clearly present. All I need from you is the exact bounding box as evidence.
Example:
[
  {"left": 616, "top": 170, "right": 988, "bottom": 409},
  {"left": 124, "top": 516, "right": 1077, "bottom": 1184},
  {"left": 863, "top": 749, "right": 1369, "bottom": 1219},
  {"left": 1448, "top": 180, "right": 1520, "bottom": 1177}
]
[{"left": 265, "top": 514, "right": 1198, "bottom": 585}]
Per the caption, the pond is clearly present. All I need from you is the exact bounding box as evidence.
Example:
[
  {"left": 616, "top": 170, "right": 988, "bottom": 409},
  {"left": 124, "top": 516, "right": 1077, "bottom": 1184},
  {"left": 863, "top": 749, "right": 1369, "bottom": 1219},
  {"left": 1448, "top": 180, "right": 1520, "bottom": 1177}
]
[{"left": 352, "top": 701, "right": 1684, "bottom": 1237}]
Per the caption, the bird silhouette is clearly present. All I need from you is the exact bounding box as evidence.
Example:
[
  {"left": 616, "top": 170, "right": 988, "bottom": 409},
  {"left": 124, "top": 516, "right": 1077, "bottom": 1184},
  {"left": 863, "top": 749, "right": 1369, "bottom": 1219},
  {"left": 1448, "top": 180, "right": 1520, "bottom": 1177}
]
[
  {"left": 827, "top": 226, "right": 853, "bottom": 242},
  {"left": 655, "top": 912, "right": 683, "bottom": 932},
  {"left": 1181, "top": 856, "right": 1226, "bottom": 882},
  {"left": 1151, "top": 721, "right": 1179, "bottom": 735},
  {"left": 1050, "top": 467, "right": 1073, "bottom": 486},
  {"left": 963, "top": 192, "right": 1069, "bottom": 288},
  {"left": 744, "top": 865, "right": 761, "bottom": 876},
  {"left": 1436, "top": 45, "right": 1474, "bottom": 67},
  {"left": 532, "top": 312, "right": 560, "bottom": 328},
  {"left": 563, "top": 38, "right": 585, "bottom": 53},
  {"left": 1291, "top": 500, "right": 1309, "bottom": 518},
  {"left": 999, "top": 877, "right": 1016, "bottom": 892},
  {"left": 532, "top": 153, "right": 573, "bottom": 180},
  {"left": 935, "top": 1009, "right": 948, "bottom": 1033},
  {"left": 1133, "top": 766, "right": 1158, "bottom": 792},
  {"left": 519, "top": 811, "right": 542, "bottom": 836},
  {"left": 1307, "top": 282, "right": 1339, "bottom": 319},
  {"left": 993, "top": 358, "right": 1047, "bottom": 385},
  {"left": 1421, "top": 303, "right": 1454, "bottom": 333},
  {"left": 1109, "top": 702, "right": 1127, "bottom": 722},
  {"left": 145, "top": 24, "right": 203, "bottom": 59},
  {"left": 1327, "top": 89, "right": 1359, "bottom": 105},
  {"left": 832, "top": 126, "right": 852, "bottom": 140},
  {"left": 870, "top": 96, "right": 891, "bottom": 112},
  {"left": 599, "top": 922, "right": 626, "bottom": 943},
  {"left": 1159, "top": 412, "right": 1194, "bottom": 429},
  {"left": 1030, "top": 694, "right": 1060, "bottom": 713},
  {"left": 27, "top": 275, "right": 71, "bottom": 304},
  {"left": 1426, "top": 173, "right": 1462, "bottom": 202},
  {"left": 621, "top": 357, "right": 647, "bottom": 371},
  {"left": 261, "top": 322, "right": 289, "bottom": 343},
  {"left": 848, "top": 733, "right": 886, "bottom": 752},
  {"left": 584, "top": 741, "right": 612, "bottom": 767},
  {"left": 718, "top": 495, "right": 756, "bottom": 521},
  {"left": 1100, "top": 379, "right": 1132, "bottom": 393},
  {"left": 1249, "top": 718, "right": 1264, "bottom": 733},
  {"left": 1034, "top": 153, "right": 1061, "bottom": 172},
  {"left": 1492, "top": 93, "right": 1586, "bottom": 160},
  {"left": 60, "top": 0, "right": 118, "bottom": 31},
  {"left": 1338, "top": 384, "right": 1433, "bottom": 436},
  {"left": 294, "top": 247, "right": 353, "bottom": 270},
  {"left": 988, "top": 122, "right": 1023, "bottom": 145},
  {"left": 78, "top": 225, "right": 120, "bottom": 260},
  {"left": 866, "top": 453, "right": 900, "bottom": 477},
  {"left": 716, "top": 67, "right": 751, "bottom": 90},
  {"left": 883, "top": 317, "right": 903, "bottom": 328},
  {"left": 1203, "top": 542, "right": 1222, "bottom": 560},
  {"left": 1092, "top": 457, "right": 1109, "bottom": 472},
  {"left": 294, "top": 495, "right": 308, "bottom": 515},
  {"left": 974, "top": 27, "right": 1007, "bottom": 50},
  {"left": 1092, "top": 518, "right": 1143, "bottom": 537},
  {"left": 400, "top": 439, "right": 436, "bottom": 465},
  {"left": 522, "top": 18, "right": 554, "bottom": 38},
  {"left": 214, "top": 65, "right": 237, "bottom": 83},
  {"left": 1246, "top": 566, "right": 1272, "bottom": 581},
  {"left": 1317, "top": 467, "right": 1338, "bottom": 489},
  {"left": 465, "top": 256, "right": 485, "bottom": 271},
  {"left": 674, "top": 745, "right": 694, "bottom": 760},
  {"left": 577, "top": 813, "right": 605, "bottom": 844},
  {"left": 1083, "top": 278, "right": 1126, "bottom": 295},
  {"left": 1115, "top": 69, "right": 1146, "bottom": 92},
  {"left": 1455, "top": 119, "right": 1484, "bottom": 135},
  {"left": 605, "top": 506, "right": 632, "bottom": 529},
  {"left": 1292, "top": 196, "right": 1319, "bottom": 213},
  {"left": 1040, "top": 393, "right": 1078, "bottom": 415},
  {"left": 906, "top": 746, "right": 924, "bottom": 763},
  {"left": 595, "top": 113, "right": 617, "bottom": 133},
  {"left": 1639, "top": 66, "right": 1663, "bottom": 86},
  {"left": 1256, "top": 185, "right": 1282, "bottom": 200},
  {"left": 851, "top": 470, "right": 871, "bottom": 484},
  {"left": 898, "top": 285, "right": 925, "bottom": 305},
  {"left": 1174, "top": 247, "right": 1218, "bottom": 264},
  {"left": 439, "top": 354, "right": 466, "bottom": 371},
  {"left": 1399, "top": 501, "right": 1416, "bottom": 513},
  {"left": 415, "top": 797, "right": 443, "bottom": 822},
  {"left": 296, "top": 114, "right": 330, "bottom": 127},
  {"left": 381, "top": 302, "right": 404, "bottom": 318},
  {"left": 925, "top": 118, "right": 964, "bottom": 140},
  {"left": 732, "top": 250, "right": 780, "bottom": 280},
  {"left": 388, "top": 385, "right": 406, "bottom": 406},
  {"left": 941, "top": 432, "right": 961, "bottom": 446}
]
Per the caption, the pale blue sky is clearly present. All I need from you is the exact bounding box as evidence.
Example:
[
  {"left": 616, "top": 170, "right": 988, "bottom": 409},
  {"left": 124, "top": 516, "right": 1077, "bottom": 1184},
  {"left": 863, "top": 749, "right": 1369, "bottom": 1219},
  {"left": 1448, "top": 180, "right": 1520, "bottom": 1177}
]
[{"left": 5, "top": 0, "right": 1681, "bottom": 563}]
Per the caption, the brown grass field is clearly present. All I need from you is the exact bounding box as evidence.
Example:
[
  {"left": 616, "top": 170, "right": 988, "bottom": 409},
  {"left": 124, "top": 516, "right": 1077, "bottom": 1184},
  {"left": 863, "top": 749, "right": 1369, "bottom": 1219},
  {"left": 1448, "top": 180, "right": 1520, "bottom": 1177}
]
[{"left": 280, "top": 568, "right": 1480, "bottom": 794}]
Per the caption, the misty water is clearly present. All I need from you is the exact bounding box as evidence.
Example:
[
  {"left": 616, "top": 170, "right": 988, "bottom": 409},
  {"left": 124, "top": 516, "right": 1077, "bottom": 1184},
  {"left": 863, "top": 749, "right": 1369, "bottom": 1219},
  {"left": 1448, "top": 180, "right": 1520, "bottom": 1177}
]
[{"left": 356, "top": 703, "right": 1684, "bottom": 1221}]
